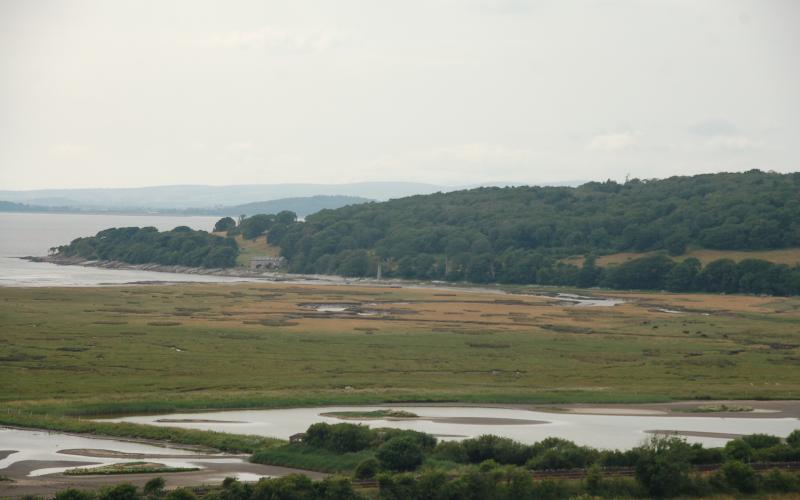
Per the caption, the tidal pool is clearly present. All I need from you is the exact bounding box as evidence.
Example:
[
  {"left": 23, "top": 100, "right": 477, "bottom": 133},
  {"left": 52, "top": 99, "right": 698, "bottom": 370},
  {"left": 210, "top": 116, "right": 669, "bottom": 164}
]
[
  {"left": 0, "top": 427, "right": 241, "bottom": 477},
  {"left": 102, "top": 406, "right": 799, "bottom": 450}
]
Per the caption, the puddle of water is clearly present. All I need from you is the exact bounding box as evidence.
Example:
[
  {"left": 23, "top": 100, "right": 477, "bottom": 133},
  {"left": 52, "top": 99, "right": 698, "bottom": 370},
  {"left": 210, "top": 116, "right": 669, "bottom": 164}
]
[
  {"left": 554, "top": 293, "right": 625, "bottom": 307},
  {"left": 317, "top": 306, "right": 348, "bottom": 312},
  {"left": 207, "top": 472, "right": 271, "bottom": 482},
  {"left": 101, "top": 406, "right": 798, "bottom": 450}
]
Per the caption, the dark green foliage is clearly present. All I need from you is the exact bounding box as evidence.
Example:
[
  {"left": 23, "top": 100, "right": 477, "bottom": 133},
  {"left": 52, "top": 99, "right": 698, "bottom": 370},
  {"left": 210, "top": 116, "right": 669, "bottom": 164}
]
[
  {"left": 634, "top": 436, "right": 692, "bottom": 497},
  {"left": 527, "top": 438, "right": 599, "bottom": 470},
  {"left": 430, "top": 440, "right": 468, "bottom": 463},
  {"left": 304, "top": 423, "right": 372, "bottom": 453},
  {"left": 740, "top": 433, "right": 781, "bottom": 449},
  {"left": 374, "top": 428, "right": 437, "bottom": 451},
  {"left": 57, "top": 227, "right": 238, "bottom": 268},
  {"left": 724, "top": 438, "right": 754, "bottom": 462},
  {"left": 240, "top": 215, "right": 276, "bottom": 240},
  {"left": 376, "top": 436, "right": 424, "bottom": 471},
  {"left": 762, "top": 468, "right": 800, "bottom": 493},
  {"left": 214, "top": 217, "right": 236, "bottom": 233},
  {"left": 250, "top": 474, "right": 362, "bottom": 500},
  {"left": 143, "top": 477, "right": 166, "bottom": 496},
  {"left": 461, "top": 435, "right": 533, "bottom": 465},
  {"left": 262, "top": 171, "right": 800, "bottom": 294},
  {"left": 687, "top": 443, "right": 724, "bottom": 465},
  {"left": 219, "top": 477, "right": 252, "bottom": 500},
  {"left": 55, "top": 489, "right": 95, "bottom": 500},
  {"left": 99, "top": 484, "right": 140, "bottom": 500},
  {"left": 788, "top": 429, "right": 800, "bottom": 448},
  {"left": 719, "top": 460, "right": 758, "bottom": 494},
  {"left": 164, "top": 489, "right": 196, "bottom": 500},
  {"left": 44, "top": 437, "right": 800, "bottom": 500},
  {"left": 665, "top": 257, "right": 701, "bottom": 291},
  {"left": 354, "top": 458, "right": 380, "bottom": 479},
  {"left": 602, "top": 254, "right": 675, "bottom": 290}
]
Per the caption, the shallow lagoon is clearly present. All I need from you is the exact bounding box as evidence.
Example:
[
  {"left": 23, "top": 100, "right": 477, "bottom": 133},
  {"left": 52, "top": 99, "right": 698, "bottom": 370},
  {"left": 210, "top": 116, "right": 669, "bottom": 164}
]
[
  {"left": 103, "top": 406, "right": 799, "bottom": 450},
  {"left": 0, "top": 427, "right": 241, "bottom": 476}
]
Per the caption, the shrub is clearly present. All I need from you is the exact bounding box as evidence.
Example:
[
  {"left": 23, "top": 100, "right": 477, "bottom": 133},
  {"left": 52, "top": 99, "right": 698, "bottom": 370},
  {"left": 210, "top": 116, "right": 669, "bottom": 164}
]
[
  {"left": 688, "top": 443, "right": 724, "bottom": 465},
  {"left": 724, "top": 439, "right": 753, "bottom": 462},
  {"left": 143, "top": 477, "right": 166, "bottom": 496},
  {"left": 634, "top": 435, "right": 692, "bottom": 497},
  {"left": 213, "top": 217, "right": 236, "bottom": 233},
  {"left": 377, "top": 472, "right": 417, "bottom": 500},
  {"left": 315, "top": 476, "right": 362, "bottom": 500},
  {"left": 430, "top": 440, "right": 468, "bottom": 463},
  {"left": 762, "top": 469, "right": 800, "bottom": 493},
  {"left": 600, "top": 448, "right": 642, "bottom": 467},
  {"left": 55, "top": 489, "right": 95, "bottom": 500},
  {"left": 531, "top": 478, "right": 573, "bottom": 500},
  {"left": 741, "top": 433, "right": 781, "bottom": 449},
  {"left": 375, "top": 428, "right": 437, "bottom": 451},
  {"left": 376, "top": 436, "right": 424, "bottom": 472},
  {"left": 164, "top": 490, "right": 196, "bottom": 500},
  {"left": 461, "top": 435, "right": 531, "bottom": 465},
  {"left": 99, "top": 484, "right": 139, "bottom": 500},
  {"left": 479, "top": 459, "right": 499, "bottom": 472},
  {"left": 787, "top": 430, "right": 800, "bottom": 448},
  {"left": 219, "top": 477, "right": 251, "bottom": 500},
  {"left": 753, "top": 443, "right": 800, "bottom": 462},
  {"left": 250, "top": 474, "right": 315, "bottom": 499},
  {"left": 527, "top": 442, "right": 598, "bottom": 470},
  {"left": 720, "top": 460, "right": 758, "bottom": 494},
  {"left": 305, "top": 422, "right": 372, "bottom": 453},
  {"left": 585, "top": 463, "right": 602, "bottom": 495},
  {"left": 354, "top": 458, "right": 380, "bottom": 479}
]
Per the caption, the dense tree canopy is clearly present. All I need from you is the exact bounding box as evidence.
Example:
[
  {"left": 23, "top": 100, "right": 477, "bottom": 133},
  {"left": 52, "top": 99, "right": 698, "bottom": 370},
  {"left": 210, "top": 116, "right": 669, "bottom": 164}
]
[
  {"left": 57, "top": 226, "right": 239, "bottom": 268},
  {"left": 261, "top": 170, "right": 800, "bottom": 294}
]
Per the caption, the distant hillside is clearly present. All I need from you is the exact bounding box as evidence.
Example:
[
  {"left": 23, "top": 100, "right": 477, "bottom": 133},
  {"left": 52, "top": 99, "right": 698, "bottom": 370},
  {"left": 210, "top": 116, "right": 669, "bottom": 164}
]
[
  {"left": 0, "top": 195, "right": 369, "bottom": 218},
  {"left": 260, "top": 170, "right": 800, "bottom": 294},
  {"left": 0, "top": 182, "right": 448, "bottom": 209},
  {"left": 0, "top": 200, "right": 41, "bottom": 212},
  {"left": 213, "top": 195, "right": 370, "bottom": 218}
]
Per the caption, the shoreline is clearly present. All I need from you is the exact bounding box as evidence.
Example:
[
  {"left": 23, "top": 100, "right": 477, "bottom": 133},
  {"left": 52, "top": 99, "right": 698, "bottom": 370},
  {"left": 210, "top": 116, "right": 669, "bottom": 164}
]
[{"left": 23, "top": 255, "right": 319, "bottom": 282}]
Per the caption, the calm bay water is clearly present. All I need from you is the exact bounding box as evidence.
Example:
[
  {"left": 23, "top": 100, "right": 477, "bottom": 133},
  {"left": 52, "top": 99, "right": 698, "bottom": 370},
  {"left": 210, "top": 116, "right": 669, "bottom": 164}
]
[{"left": 0, "top": 212, "right": 249, "bottom": 286}]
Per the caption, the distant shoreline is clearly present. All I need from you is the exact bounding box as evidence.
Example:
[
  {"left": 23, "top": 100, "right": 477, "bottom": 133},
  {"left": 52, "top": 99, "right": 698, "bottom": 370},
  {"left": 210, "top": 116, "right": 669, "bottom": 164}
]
[{"left": 22, "top": 255, "right": 310, "bottom": 281}]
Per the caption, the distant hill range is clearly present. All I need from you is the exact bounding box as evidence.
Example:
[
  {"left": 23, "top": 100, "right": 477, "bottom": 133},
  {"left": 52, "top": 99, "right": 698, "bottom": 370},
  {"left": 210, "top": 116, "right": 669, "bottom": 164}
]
[
  {"left": 0, "top": 195, "right": 370, "bottom": 218},
  {"left": 192, "top": 195, "right": 371, "bottom": 218},
  {"left": 0, "top": 180, "right": 583, "bottom": 212},
  {"left": 0, "top": 182, "right": 449, "bottom": 209}
]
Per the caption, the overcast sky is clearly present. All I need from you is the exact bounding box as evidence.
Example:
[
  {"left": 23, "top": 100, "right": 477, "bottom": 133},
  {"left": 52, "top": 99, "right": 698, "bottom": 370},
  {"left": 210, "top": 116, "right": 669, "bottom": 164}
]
[{"left": 1, "top": 0, "right": 797, "bottom": 190}]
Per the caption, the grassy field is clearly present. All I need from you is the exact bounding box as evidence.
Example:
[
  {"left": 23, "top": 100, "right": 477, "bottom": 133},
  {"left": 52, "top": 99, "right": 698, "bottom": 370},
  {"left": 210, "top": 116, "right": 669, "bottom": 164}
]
[
  {"left": 63, "top": 462, "right": 199, "bottom": 475},
  {"left": 562, "top": 247, "right": 800, "bottom": 267},
  {"left": 1, "top": 282, "right": 798, "bottom": 420},
  {"left": 211, "top": 233, "right": 280, "bottom": 267}
]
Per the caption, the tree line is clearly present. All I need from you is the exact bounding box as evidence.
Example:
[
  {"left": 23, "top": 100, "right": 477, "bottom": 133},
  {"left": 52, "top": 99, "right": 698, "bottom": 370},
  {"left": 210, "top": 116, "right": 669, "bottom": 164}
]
[
  {"left": 53, "top": 425, "right": 800, "bottom": 499},
  {"left": 56, "top": 226, "right": 239, "bottom": 268},
  {"left": 228, "top": 170, "right": 800, "bottom": 295}
]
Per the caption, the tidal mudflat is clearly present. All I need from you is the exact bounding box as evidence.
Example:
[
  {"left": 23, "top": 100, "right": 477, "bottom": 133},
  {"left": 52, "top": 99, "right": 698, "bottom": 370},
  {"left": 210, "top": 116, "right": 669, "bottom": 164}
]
[
  {"left": 0, "top": 427, "right": 326, "bottom": 498},
  {"left": 0, "top": 427, "right": 226, "bottom": 477},
  {"left": 102, "top": 405, "right": 799, "bottom": 449}
]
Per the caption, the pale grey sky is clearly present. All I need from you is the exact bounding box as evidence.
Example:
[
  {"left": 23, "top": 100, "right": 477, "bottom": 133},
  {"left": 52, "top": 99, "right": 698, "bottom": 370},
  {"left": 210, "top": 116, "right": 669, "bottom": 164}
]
[{"left": 1, "top": 0, "right": 797, "bottom": 190}]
